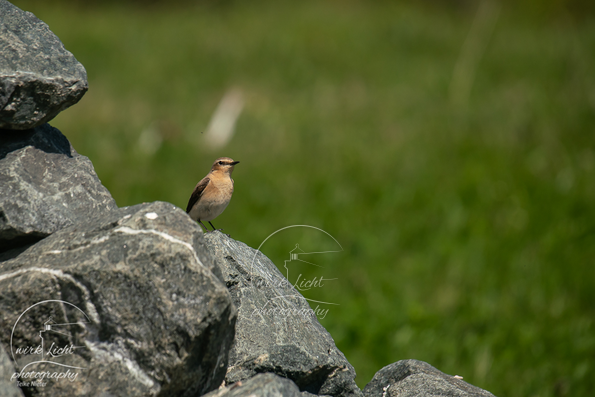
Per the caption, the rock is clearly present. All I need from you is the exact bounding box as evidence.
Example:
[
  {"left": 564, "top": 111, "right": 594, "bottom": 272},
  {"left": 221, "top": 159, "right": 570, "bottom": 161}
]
[
  {"left": 204, "top": 233, "right": 362, "bottom": 397},
  {"left": 0, "top": 343, "right": 24, "bottom": 397},
  {"left": 0, "top": 202, "right": 236, "bottom": 396},
  {"left": 0, "top": 0, "right": 87, "bottom": 129},
  {"left": 203, "top": 373, "right": 303, "bottom": 397},
  {"left": 0, "top": 123, "right": 117, "bottom": 254},
  {"left": 363, "top": 360, "right": 495, "bottom": 397}
]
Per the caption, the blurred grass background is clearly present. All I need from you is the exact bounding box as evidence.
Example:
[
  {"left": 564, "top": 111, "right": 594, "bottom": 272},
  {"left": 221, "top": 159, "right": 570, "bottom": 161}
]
[{"left": 10, "top": 0, "right": 595, "bottom": 395}]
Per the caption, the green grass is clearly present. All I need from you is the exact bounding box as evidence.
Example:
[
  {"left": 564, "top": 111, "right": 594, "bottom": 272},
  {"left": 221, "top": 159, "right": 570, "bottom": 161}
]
[{"left": 10, "top": 1, "right": 595, "bottom": 395}]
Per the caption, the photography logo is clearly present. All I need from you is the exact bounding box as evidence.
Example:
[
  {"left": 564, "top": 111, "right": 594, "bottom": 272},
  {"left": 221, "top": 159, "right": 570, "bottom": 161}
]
[
  {"left": 9, "top": 300, "right": 90, "bottom": 388},
  {"left": 250, "top": 225, "right": 342, "bottom": 320}
]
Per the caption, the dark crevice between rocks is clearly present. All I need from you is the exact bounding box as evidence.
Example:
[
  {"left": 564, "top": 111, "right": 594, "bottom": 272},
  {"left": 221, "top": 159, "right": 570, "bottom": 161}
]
[
  {"left": 0, "top": 232, "right": 47, "bottom": 260},
  {"left": 251, "top": 365, "right": 335, "bottom": 395},
  {"left": 0, "top": 124, "right": 72, "bottom": 159},
  {"left": 238, "top": 354, "right": 338, "bottom": 395},
  {"left": 294, "top": 365, "right": 339, "bottom": 395}
]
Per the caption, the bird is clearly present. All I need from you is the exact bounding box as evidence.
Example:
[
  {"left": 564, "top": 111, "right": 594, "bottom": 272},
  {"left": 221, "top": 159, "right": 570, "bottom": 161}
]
[{"left": 186, "top": 157, "right": 239, "bottom": 233}]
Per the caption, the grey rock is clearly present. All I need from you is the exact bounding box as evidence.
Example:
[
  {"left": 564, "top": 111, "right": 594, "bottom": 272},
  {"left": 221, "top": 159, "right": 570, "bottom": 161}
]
[
  {"left": 0, "top": 202, "right": 236, "bottom": 396},
  {"left": 204, "top": 233, "right": 362, "bottom": 397},
  {"left": 0, "top": 343, "right": 24, "bottom": 397},
  {"left": 363, "top": 360, "right": 495, "bottom": 397},
  {"left": 203, "top": 373, "right": 303, "bottom": 397},
  {"left": 0, "top": 0, "right": 87, "bottom": 129},
  {"left": 0, "top": 123, "right": 117, "bottom": 254}
]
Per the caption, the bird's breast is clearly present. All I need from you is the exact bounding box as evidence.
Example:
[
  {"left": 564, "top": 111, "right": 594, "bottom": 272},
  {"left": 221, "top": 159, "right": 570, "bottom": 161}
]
[
  {"left": 209, "top": 177, "right": 234, "bottom": 201},
  {"left": 196, "top": 178, "right": 233, "bottom": 221}
]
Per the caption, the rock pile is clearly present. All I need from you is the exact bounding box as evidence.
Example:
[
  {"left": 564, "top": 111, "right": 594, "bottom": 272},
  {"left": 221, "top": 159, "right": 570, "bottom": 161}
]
[{"left": 0, "top": 1, "right": 497, "bottom": 396}]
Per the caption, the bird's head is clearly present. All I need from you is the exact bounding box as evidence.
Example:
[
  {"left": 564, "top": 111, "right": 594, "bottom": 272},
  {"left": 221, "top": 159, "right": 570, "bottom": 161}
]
[{"left": 211, "top": 157, "right": 240, "bottom": 175}]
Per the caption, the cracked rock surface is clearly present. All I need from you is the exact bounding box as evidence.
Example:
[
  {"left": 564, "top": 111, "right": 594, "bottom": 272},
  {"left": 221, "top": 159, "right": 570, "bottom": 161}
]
[
  {"left": 0, "top": 0, "right": 87, "bottom": 129},
  {"left": 204, "top": 233, "right": 362, "bottom": 397},
  {"left": 0, "top": 202, "right": 236, "bottom": 397}
]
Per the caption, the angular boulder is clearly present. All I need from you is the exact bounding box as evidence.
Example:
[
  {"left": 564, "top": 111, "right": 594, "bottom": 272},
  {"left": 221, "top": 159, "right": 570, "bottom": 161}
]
[
  {"left": 0, "top": 123, "right": 117, "bottom": 254},
  {"left": 363, "top": 360, "right": 495, "bottom": 397},
  {"left": 0, "top": 0, "right": 88, "bottom": 129},
  {"left": 0, "top": 202, "right": 236, "bottom": 396},
  {"left": 204, "top": 233, "right": 362, "bottom": 397}
]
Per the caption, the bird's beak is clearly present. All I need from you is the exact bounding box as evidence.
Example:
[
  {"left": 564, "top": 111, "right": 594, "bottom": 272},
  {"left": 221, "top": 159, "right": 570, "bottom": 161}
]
[{"left": 231, "top": 161, "right": 240, "bottom": 165}]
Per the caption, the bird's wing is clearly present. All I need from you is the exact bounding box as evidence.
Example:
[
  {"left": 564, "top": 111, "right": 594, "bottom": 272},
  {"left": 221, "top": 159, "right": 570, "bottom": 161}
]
[{"left": 186, "top": 176, "right": 210, "bottom": 213}]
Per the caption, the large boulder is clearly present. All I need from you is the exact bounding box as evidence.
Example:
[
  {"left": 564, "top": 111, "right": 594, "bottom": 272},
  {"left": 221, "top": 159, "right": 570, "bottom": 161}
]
[
  {"left": 0, "top": 0, "right": 88, "bottom": 129},
  {"left": 0, "top": 201, "right": 236, "bottom": 396},
  {"left": 363, "top": 360, "right": 495, "bottom": 397},
  {"left": 204, "top": 233, "right": 362, "bottom": 397},
  {"left": 0, "top": 123, "right": 117, "bottom": 254}
]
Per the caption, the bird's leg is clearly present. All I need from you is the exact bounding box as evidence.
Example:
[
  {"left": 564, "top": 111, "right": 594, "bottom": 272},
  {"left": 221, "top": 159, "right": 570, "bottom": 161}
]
[
  {"left": 209, "top": 221, "right": 230, "bottom": 236},
  {"left": 208, "top": 221, "right": 224, "bottom": 232},
  {"left": 198, "top": 220, "right": 209, "bottom": 233}
]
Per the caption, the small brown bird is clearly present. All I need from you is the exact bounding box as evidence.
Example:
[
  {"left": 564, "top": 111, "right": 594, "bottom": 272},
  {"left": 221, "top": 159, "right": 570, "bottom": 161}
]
[{"left": 186, "top": 157, "right": 239, "bottom": 232}]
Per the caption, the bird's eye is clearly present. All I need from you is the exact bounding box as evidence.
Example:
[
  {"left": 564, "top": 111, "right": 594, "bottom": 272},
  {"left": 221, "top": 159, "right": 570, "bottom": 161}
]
[{"left": 218, "top": 161, "right": 224, "bottom": 165}]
